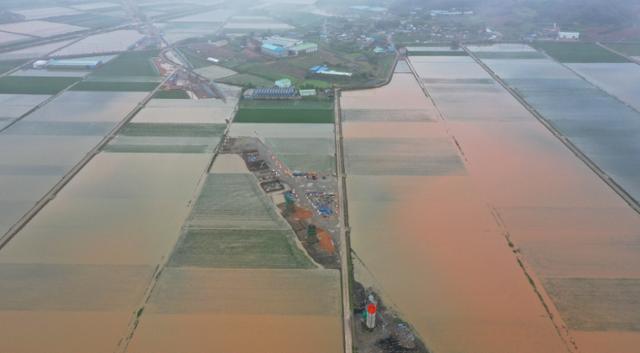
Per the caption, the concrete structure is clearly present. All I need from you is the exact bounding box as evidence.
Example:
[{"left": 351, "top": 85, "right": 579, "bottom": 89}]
[
  {"left": 289, "top": 42, "right": 318, "bottom": 56},
  {"left": 558, "top": 31, "right": 580, "bottom": 40},
  {"left": 261, "top": 43, "right": 287, "bottom": 58}
]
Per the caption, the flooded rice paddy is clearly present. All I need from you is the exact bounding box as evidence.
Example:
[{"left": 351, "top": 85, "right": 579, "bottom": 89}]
[
  {"left": 566, "top": 63, "right": 640, "bottom": 112},
  {"left": 51, "top": 30, "right": 146, "bottom": 57},
  {"left": 341, "top": 67, "right": 568, "bottom": 353},
  {"left": 409, "top": 50, "right": 640, "bottom": 353},
  {"left": 230, "top": 123, "right": 336, "bottom": 174},
  {"left": 0, "top": 94, "right": 240, "bottom": 352},
  {"left": 0, "top": 91, "right": 146, "bottom": 236},
  {"left": 0, "top": 152, "right": 211, "bottom": 353},
  {"left": 127, "top": 154, "right": 342, "bottom": 353},
  {"left": 471, "top": 47, "right": 640, "bottom": 204}
]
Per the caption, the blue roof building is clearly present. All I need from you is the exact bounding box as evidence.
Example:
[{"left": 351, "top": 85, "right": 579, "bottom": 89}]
[{"left": 261, "top": 43, "right": 287, "bottom": 58}]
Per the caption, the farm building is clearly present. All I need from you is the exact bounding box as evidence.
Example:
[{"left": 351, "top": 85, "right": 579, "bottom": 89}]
[
  {"left": 290, "top": 42, "right": 318, "bottom": 55},
  {"left": 44, "top": 57, "right": 108, "bottom": 70},
  {"left": 244, "top": 87, "right": 297, "bottom": 99},
  {"left": 558, "top": 31, "right": 580, "bottom": 40},
  {"left": 310, "top": 65, "right": 352, "bottom": 78},
  {"left": 261, "top": 36, "right": 318, "bottom": 57},
  {"left": 263, "top": 36, "right": 303, "bottom": 48},
  {"left": 261, "top": 43, "right": 287, "bottom": 57}
]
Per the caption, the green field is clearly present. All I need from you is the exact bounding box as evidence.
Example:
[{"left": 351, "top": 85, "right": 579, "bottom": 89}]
[
  {"left": 152, "top": 89, "right": 190, "bottom": 99},
  {"left": 169, "top": 228, "right": 314, "bottom": 268},
  {"left": 533, "top": 42, "right": 629, "bottom": 63},
  {"left": 120, "top": 123, "right": 226, "bottom": 137},
  {"left": 235, "top": 99, "right": 334, "bottom": 123},
  {"left": 0, "top": 76, "right": 80, "bottom": 94},
  {"left": 217, "top": 73, "right": 275, "bottom": 87},
  {"left": 91, "top": 50, "right": 161, "bottom": 77},
  {"left": 72, "top": 81, "right": 159, "bottom": 92},
  {"left": 605, "top": 42, "right": 640, "bottom": 57},
  {"left": 0, "top": 59, "right": 26, "bottom": 75},
  {"left": 176, "top": 48, "right": 213, "bottom": 69}
]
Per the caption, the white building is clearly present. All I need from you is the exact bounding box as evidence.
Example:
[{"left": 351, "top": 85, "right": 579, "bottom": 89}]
[{"left": 558, "top": 31, "right": 580, "bottom": 40}]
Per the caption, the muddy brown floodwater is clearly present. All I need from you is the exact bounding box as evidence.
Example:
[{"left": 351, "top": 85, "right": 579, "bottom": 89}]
[{"left": 341, "top": 68, "right": 569, "bottom": 353}]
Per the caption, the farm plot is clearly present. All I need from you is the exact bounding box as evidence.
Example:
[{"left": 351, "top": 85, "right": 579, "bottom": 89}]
[
  {"left": 417, "top": 50, "right": 640, "bottom": 353},
  {"left": 88, "top": 50, "right": 160, "bottom": 83},
  {"left": 0, "top": 59, "right": 26, "bottom": 74},
  {"left": 230, "top": 122, "right": 336, "bottom": 173},
  {"left": 194, "top": 64, "right": 236, "bottom": 80},
  {"left": 108, "top": 110, "right": 226, "bottom": 154},
  {"left": 533, "top": 42, "right": 629, "bottom": 63},
  {"left": 169, "top": 228, "right": 314, "bottom": 268},
  {"left": 0, "top": 94, "right": 50, "bottom": 119},
  {"left": 265, "top": 137, "right": 335, "bottom": 173},
  {"left": 605, "top": 42, "right": 640, "bottom": 58},
  {"left": 126, "top": 268, "right": 342, "bottom": 353},
  {"left": 51, "top": 30, "right": 145, "bottom": 57},
  {"left": 70, "top": 2, "right": 123, "bottom": 11},
  {"left": 188, "top": 173, "right": 288, "bottom": 230},
  {"left": 0, "top": 76, "right": 80, "bottom": 94},
  {"left": 567, "top": 63, "right": 640, "bottom": 112},
  {"left": 342, "top": 68, "right": 572, "bottom": 353},
  {"left": 0, "top": 39, "right": 74, "bottom": 60},
  {"left": 169, "top": 9, "right": 234, "bottom": 23},
  {"left": 11, "top": 6, "right": 82, "bottom": 20},
  {"left": 0, "top": 32, "right": 31, "bottom": 47},
  {"left": 223, "top": 16, "right": 293, "bottom": 32},
  {"left": 11, "top": 69, "right": 90, "bottom": 78},
  {"left": 235, "top": 99, "right": 334, "bottom": 124},
  {"left": 477, "top": 52, "right": 640, "bottom": 204},
  {"left": 119, "top": 94, "right": 234, "bottom": 155},
  {"left": 0, "top": 91, "right": 146, "bottom": 236},
  {"left": 46, "top": 13, "right": 127, "bottom": 29},
  {"left": 125, "top": 121, "right": 341, "bottom": 352},
  {"left": 132, "top": 98, "right": 238, "bottom": 124},
  {"left": 0, "top": 20, "right": 86, "bottom": 38},
  {"left": 0, "top": 151, "right": 211, "bottom": 352}
]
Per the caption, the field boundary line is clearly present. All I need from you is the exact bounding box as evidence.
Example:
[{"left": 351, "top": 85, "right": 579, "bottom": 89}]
[
  {"left": 335, "top": 89, "right": 353, "bottom": 353},
  {"left": 406, "top": 54, "right": 577, "bottom": 353},
  {"left": 0, "top": 72, "right": 176, "bottom": 251},
  {"left": 463, "top": 46, "right": 640, "bottom": 215},
  {"left": 596, "top": 42, "right": 640, "bottom": 65}
]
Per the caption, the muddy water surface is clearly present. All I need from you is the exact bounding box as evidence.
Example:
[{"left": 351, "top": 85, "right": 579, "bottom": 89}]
[{"left": 341, "top": 67, "right": 568, "bottom": 353}]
